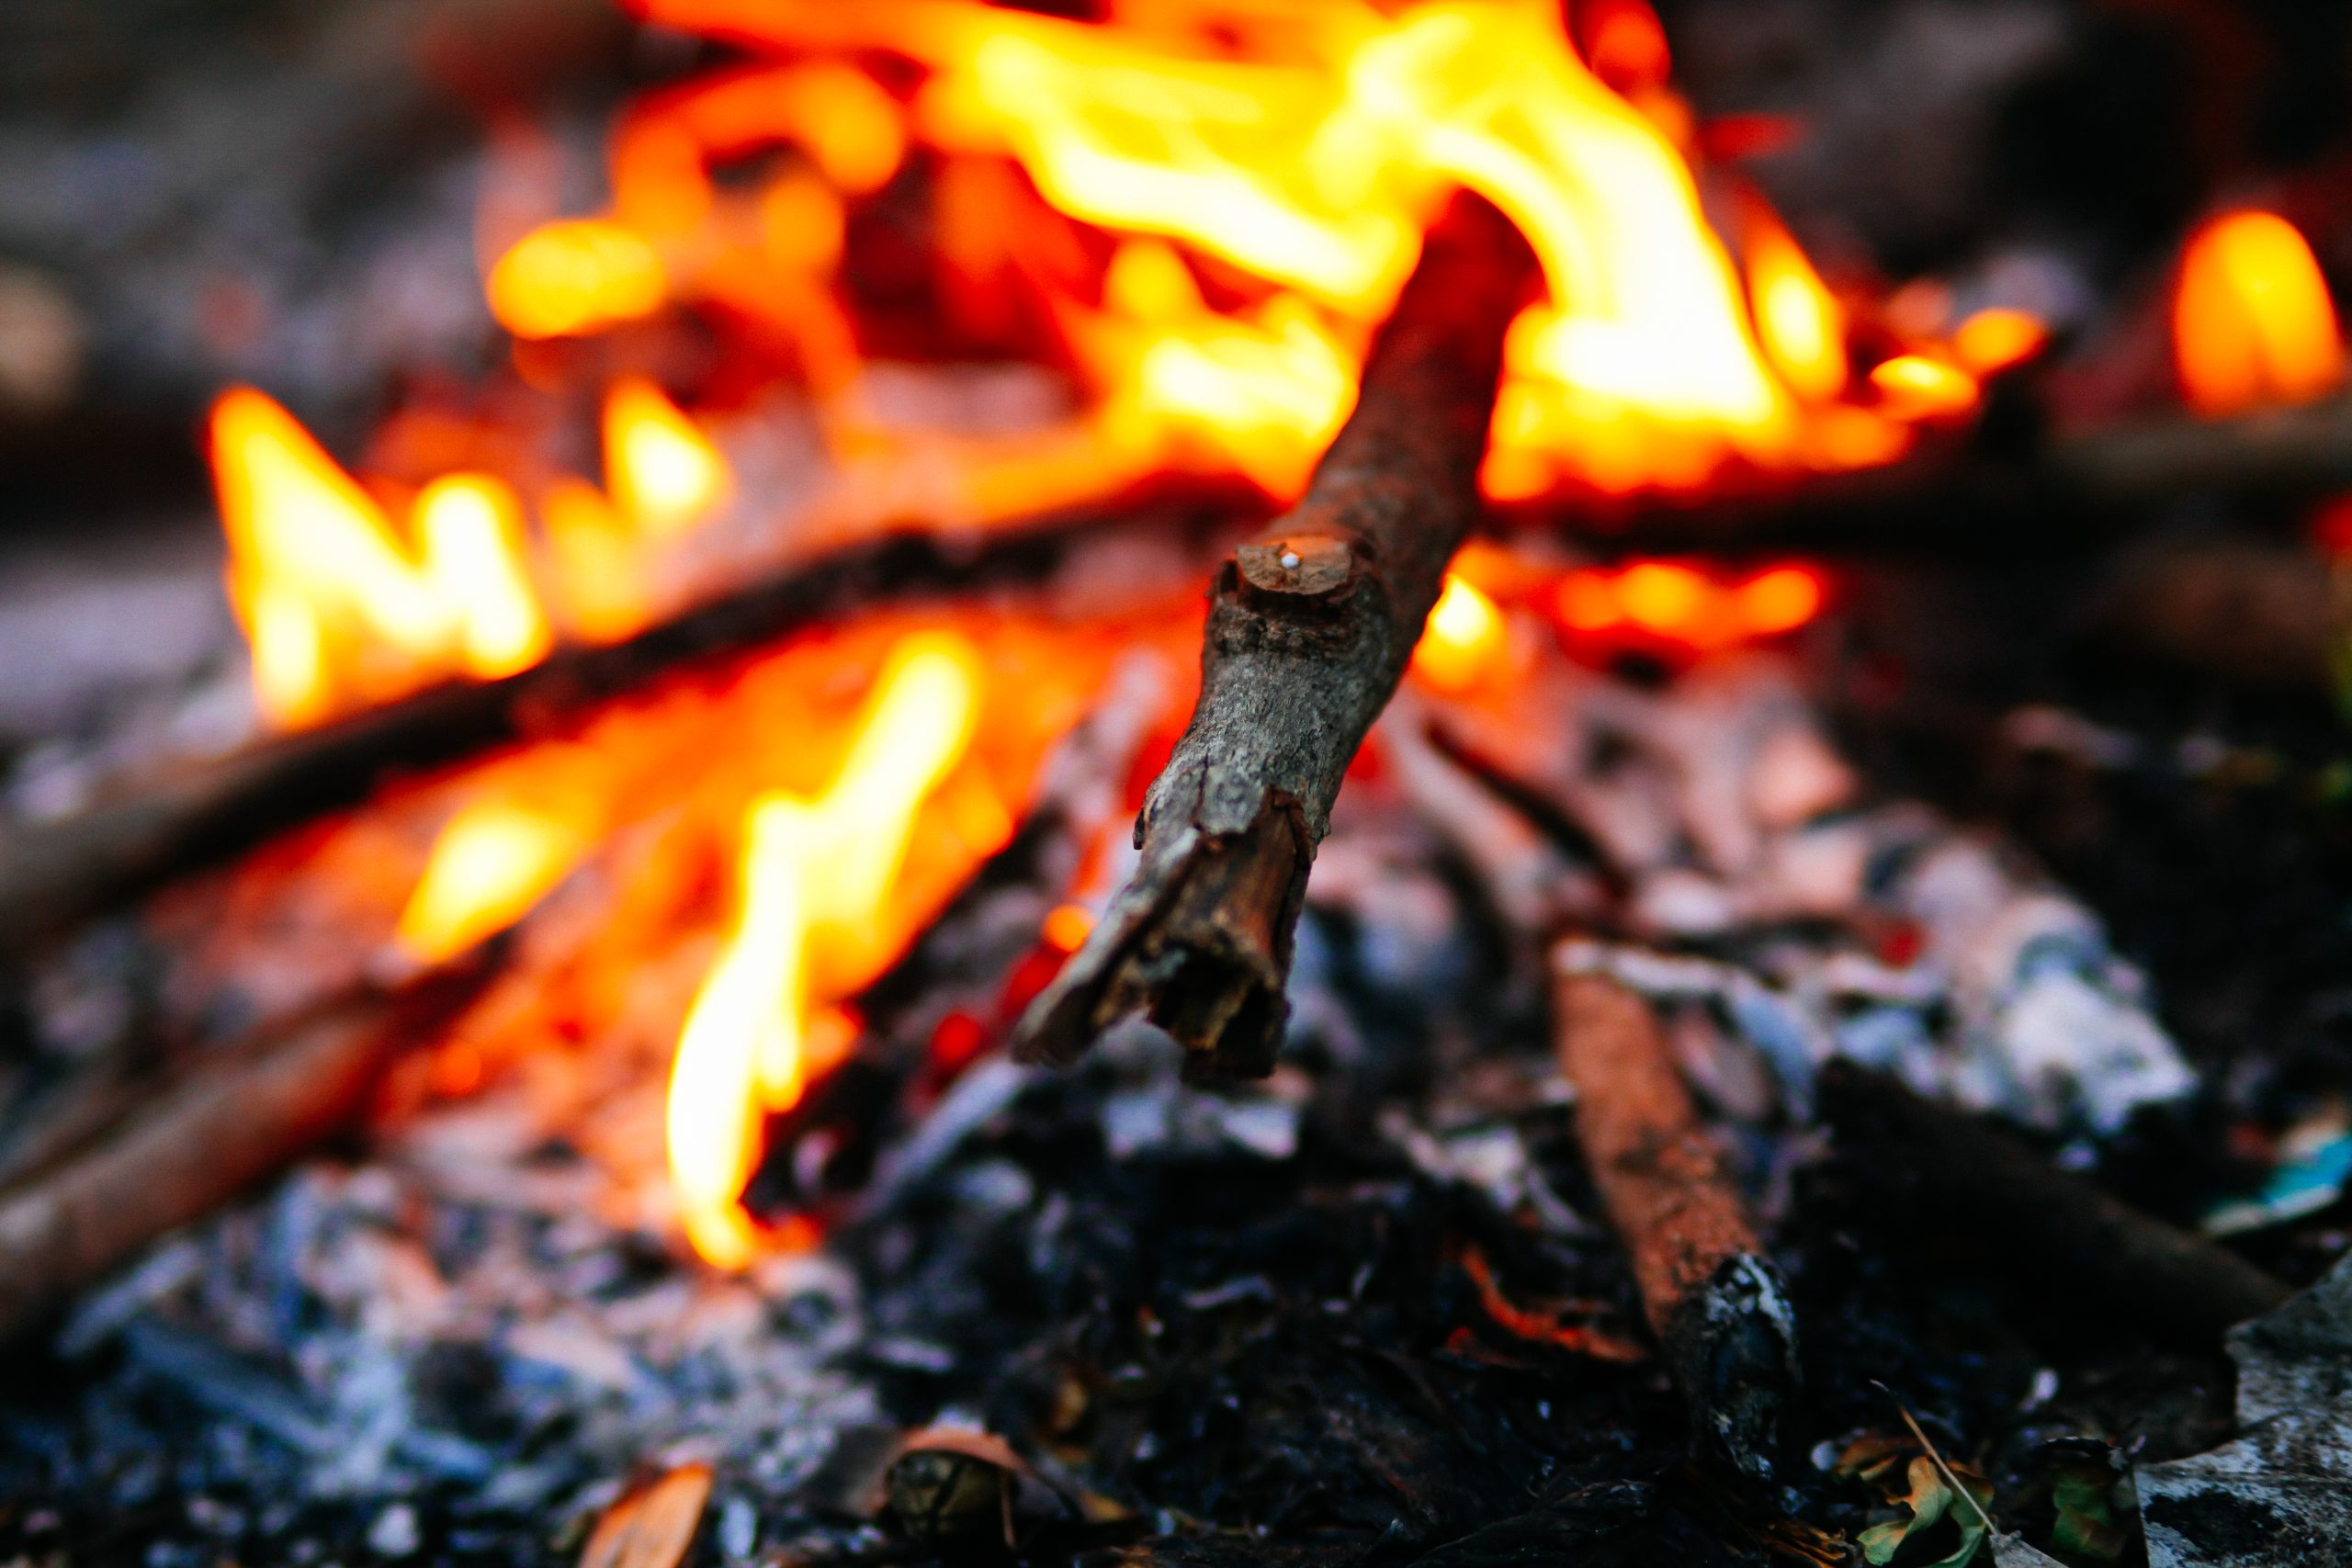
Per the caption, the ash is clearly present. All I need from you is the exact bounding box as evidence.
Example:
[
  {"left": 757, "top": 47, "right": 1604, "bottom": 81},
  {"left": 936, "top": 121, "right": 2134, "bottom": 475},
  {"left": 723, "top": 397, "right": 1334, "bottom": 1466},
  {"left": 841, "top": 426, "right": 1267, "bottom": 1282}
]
[{"left": 0, "top": 650, "right": 2198, "bottom": 1566}]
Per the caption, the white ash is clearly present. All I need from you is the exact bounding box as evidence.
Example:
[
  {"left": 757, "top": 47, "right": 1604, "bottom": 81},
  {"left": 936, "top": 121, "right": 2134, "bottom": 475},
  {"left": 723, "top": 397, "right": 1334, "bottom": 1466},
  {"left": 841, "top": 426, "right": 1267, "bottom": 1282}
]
[{"left": 1415, "top": 652, "right": 2192, "bottom": 1134}]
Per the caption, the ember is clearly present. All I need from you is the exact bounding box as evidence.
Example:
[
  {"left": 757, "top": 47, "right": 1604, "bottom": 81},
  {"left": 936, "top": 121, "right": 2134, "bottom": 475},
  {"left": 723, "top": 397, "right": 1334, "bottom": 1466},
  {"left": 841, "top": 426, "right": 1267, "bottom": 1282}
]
[{"left": 8, "top": 3, "right": 2352, "bottom": 1566}]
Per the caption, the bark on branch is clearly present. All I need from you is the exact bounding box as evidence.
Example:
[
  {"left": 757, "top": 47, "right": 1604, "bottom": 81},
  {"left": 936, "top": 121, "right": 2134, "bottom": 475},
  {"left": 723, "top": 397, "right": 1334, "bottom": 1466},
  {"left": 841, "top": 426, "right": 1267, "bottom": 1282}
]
[
  {"left": 0, "top": 498, "right": 1229, "bottom": 961},
  {"left": 0, "top": 955, "right": 499, "bottom": 1344},
  {"left": 1014, "top": 191, "right": 1538, "bottom": 1076},
  {"left": 1552, "top": 964, "right": 1800, "bottom": 1481}
]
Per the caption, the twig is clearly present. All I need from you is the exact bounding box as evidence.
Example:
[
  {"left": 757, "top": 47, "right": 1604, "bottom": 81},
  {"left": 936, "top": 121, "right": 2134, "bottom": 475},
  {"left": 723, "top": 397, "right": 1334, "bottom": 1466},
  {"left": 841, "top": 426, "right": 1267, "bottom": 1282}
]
[
  {"left": 1550, "top": 959, "right": 1800, "bottom": 1480},
  {"left": 1818, "top": 1061, "right": 2290, "bottom": 1343},
  {"left": 1014, "top": 191, "right": 1538, "bottom": 1076},
  {"left": 0, "top": 953, "right": 501, "bottom": 1344},
  {"left": 0, "top": 495, "right": 1235, "bottom": 959}
]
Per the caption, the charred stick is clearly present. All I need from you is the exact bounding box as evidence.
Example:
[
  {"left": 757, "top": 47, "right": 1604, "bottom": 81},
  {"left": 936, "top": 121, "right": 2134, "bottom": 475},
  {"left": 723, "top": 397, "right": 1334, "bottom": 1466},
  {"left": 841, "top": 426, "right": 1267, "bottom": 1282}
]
[
  {"left": 1818, "top": 1061, "right": 2290, "bottom": 1344},
  {"left": 1551, "top": 960, "right": 1800, "bottom": 1481},
  {"left": 0, "top": 495, "right": 1236, "bottom": 960},
  {"left": 1015, "top": 191, "right": 1538, "bottom": 1076},
  {"left": 0, "top": 954, "right": 499, "bottom": 1345}
]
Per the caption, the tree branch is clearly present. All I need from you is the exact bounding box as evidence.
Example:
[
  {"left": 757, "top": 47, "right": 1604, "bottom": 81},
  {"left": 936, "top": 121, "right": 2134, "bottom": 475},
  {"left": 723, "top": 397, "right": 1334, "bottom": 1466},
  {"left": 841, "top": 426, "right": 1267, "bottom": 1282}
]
[{"left": 1014, "top": 191, "right": 1537, "bottom": 1076}]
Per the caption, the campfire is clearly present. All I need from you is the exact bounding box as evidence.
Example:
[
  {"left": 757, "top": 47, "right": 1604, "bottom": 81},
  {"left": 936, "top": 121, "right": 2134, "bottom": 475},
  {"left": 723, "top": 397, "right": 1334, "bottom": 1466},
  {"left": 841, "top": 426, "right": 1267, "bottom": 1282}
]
[{"left": 6, "top": 2, "right": 2352, "bottom": 1563}]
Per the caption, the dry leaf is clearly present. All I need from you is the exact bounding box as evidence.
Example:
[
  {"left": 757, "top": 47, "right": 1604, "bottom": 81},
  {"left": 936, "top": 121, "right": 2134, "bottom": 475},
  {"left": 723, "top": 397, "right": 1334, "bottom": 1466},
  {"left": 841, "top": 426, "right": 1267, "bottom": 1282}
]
[{"left": 579, "top": 1463, "right": 715, "bottom": 1568}]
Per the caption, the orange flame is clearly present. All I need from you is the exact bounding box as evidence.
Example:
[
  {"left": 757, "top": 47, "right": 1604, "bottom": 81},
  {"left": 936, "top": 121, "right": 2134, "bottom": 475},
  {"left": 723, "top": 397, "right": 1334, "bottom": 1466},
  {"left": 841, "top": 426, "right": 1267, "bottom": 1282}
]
[
  {"left": 1950, "top": 307, "right": 2047, "bottom": 377},
  {"left": 486, "top": 218, "right": 668, "bottom": 339},
  {"left": 1743, "top": 207, "right": 1847, "bottom": 404},
  {"left": 666, "top": 631, "right": 983, "bottom": 1269},
  {"left": 1411, "top": 573, "right": 1510, "bottom": 693},
  {"left": 624, "top": 0, "right": 1971, "bottom": 498},
  {"left": 1545, "top": 558, "right": 1824, "bottom": 650},
  {"left": 395, "top": 797, "right": 592, "bottom": 964},
  {"left": 605, "top": 377, "right": 731, "bottom": 535},
  {"left": 209, "top": 0, "right": 1988, "bottom": 732},
  {"left": 2174, "top": 210, "right": 2346, "bottom": 417},
  {"left": 541, "top": 478, "right": 660, "bottom": 645},
  {"left": 209, "top": 389, "right": 550, "bottom": 726},
  {"left": 414, "top": 475, "right": 555, "bottom": 679}
]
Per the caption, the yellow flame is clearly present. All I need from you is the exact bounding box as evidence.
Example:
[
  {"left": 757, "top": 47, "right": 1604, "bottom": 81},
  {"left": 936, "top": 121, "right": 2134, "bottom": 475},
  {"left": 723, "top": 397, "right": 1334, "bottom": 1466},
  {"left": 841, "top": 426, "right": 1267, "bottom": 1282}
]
[
  {"left": 1745, "top": 209, "right": 1847, "bottom": 403},
  {"left": 1950, "top": 307, "right": 2047, "bottom": 377},
  {"left": 486, "top": 218, "right": 668, "bottom": 339},
  {"left": 605, "top": 377, "right": 732, "bottom": 535},
  {"left": 415, "top": 475, "right": 554, "bottom": 679},
  {"left": 541, "top": 477, "right": 659, "bottom": 645},
  {"left": 1411, "top": 573, "right": 1507, "bottom": 692},
  {"left": 209, "top": 391, "right": 566, "bottom": 725},
  {"left": 1870, "top": 354, "right": 1977, "bottom": 421},
  {"left": 630, "top": 0, "right": 1940, "bottom": 498},
  {"left": 210, "top": 0, "right": 1983, "bottom": 726},
  {"left": 2175, "top": 210, "right": 2346, "bottom": 418},
  {"left": 666, "top": 631, "right": 983, "bottom": 1269},
  {"left": 395, "top": 798, "right": 591, "bottom": 964}
]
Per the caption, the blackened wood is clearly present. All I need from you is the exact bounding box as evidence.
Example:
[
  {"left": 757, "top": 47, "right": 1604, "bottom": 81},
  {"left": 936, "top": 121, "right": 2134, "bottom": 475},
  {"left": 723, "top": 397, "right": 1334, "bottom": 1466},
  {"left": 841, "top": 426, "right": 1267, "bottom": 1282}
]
[
  {"left": 1014, "top": 192, "right": 1537, "bottom": 1075},
  {"left": 1552, "top": 965, "right": 1799, "bottom": 1481},
  {"left": 0, "top": 499, "right": 1234, "bottom": 959},
  {"left": 1818, "top": 1060, "right": 2290, "bottom": 1343},
  {"left": 0, "top": 954, "right": 499, "bottom": 1346}
]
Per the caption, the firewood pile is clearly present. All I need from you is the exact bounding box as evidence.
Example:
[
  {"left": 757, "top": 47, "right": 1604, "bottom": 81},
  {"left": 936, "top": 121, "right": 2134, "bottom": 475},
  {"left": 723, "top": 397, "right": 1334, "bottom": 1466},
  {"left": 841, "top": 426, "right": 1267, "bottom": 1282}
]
[{"left": 5, "top": 3, "right": 2352, "bottom": 1566}]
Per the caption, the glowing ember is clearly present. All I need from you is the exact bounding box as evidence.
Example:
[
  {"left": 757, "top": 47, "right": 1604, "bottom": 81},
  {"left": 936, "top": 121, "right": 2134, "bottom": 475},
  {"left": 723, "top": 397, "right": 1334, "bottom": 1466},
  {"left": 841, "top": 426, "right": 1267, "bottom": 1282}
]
[
  {"left": 1950, "top": 307, "right": 2048, "bottom": 377},
  {"left": 1731, "top": 565, "right": 1825, "bottom": 636},
  {"left": 667, "top": 632, "right": 983, "bottom": 1269},
  {"left": 605, "top": 377, "right": 732, "bottom": 536},
  {"left": 2174, "top": 210, "right": 2346, "bottom": 418},
  {"left": 1543, "top": 558, "right": 1826, "bottom": 651},
  {"left": 395, "top": 798, "right": 591, "bottom": 964}
]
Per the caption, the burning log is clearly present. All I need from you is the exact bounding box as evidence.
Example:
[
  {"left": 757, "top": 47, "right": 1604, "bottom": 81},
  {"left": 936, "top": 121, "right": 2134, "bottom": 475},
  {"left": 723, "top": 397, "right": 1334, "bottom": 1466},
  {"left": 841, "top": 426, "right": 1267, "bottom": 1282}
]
[
  {"left": 0, "top": 500, "right": 1226, "bottom": 960},
  {"left": 1016, "top": 191, "right": 1539, "bottom": 1076},
  {"left": 1819, "top": 1061, "right": 2290, "bottom": 1344},
  {"left": 0, "top": 955, "right": 499, "bottom": 1344},
  {"left": 1550, "top": 961, "right": 1800, "bottom": 1482}
]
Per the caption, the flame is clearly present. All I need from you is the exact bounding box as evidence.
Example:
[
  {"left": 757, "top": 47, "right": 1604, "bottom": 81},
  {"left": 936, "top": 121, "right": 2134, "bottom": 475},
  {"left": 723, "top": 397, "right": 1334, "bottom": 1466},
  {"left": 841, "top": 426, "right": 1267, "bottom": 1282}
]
[
  {"left": 209, "top": 389, "right": 548, "bottom": 726},
  {"left": 667, "top": 632, "right": 983, "bottom": 1269},
  {"left": 1544, "top": 558, "right": 1824, "bottom": 650},
  {"left": 542, "top": 478, "right": 659, "bottom": 644},
  {"left": 414, "top": 476, "right": 555, "bottom": 679},
  {"left": 209, "top": 0, "right": 1991, "bottom": 730},
  {"left": 1951, "top": 307, "right": 2047, "bottom": 377},
  {"left": 2175, "top": 210, "right": 2346, "bottom": 417},
  {"left": 605, "top": 377, "right": 732, "bottom": 535},
  {"left": 626, "top": 0, "right": 1971, "bottom": 498},
  {"left": 1869, "top": 354, "right": 1977, "bottom": 422},
  {"left": 486, "top": 219, "right": 668, "bottom": 338},
  {"left": 1743, "top": 207, "right": 1847, "bottom": 404},
  {"left": 395, "top": 798, "right": 591, "bottom": 964},
  {"left": 1411, "top": 573, "right": 1509, "bottom": 692}
]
